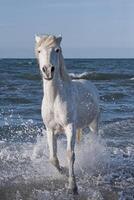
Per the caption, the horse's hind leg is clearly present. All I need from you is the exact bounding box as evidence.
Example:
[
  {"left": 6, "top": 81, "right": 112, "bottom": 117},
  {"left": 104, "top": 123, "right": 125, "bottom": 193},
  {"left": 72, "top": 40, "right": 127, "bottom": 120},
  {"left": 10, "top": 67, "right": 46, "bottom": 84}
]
[
  {"left": 65, "top": 124, "right": 78, "bottom": 195},
  {"left": 46, "top": 129, "right": 61, "bottom": 172},
  {"left": 89, "top": 116, "right": 99, "bottom": 134}
]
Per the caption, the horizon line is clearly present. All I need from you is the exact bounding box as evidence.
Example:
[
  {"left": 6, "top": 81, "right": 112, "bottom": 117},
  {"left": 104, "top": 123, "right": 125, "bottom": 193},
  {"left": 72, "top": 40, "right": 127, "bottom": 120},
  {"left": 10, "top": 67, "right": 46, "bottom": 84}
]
[{"left": 0, "top": 57, "right": 134, "bottom": 60}]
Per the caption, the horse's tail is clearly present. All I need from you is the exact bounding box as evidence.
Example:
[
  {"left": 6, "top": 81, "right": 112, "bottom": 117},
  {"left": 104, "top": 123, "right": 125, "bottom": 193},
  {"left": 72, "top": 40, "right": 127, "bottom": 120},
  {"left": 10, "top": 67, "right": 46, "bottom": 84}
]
[{"left": 76, "top": 129, "right": 82, "bottom": 143}]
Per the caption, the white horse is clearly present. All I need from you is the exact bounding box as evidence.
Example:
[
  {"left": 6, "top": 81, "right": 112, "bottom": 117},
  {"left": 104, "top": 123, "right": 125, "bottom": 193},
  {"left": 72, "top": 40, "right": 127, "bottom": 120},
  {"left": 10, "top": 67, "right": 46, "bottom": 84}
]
[{"left": 35, "top": 34, "right": 99, "bottom": 194}]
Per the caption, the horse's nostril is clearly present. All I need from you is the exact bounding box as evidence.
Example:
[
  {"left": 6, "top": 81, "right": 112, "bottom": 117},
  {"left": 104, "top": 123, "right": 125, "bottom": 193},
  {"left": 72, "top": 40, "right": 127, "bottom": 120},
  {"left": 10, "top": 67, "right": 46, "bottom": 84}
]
[
  {"left": 42, "top": 67, "right": 46, "bottom": 73},
  {"left": 51, "top": 66, "right": 55, "bottom": 73}
]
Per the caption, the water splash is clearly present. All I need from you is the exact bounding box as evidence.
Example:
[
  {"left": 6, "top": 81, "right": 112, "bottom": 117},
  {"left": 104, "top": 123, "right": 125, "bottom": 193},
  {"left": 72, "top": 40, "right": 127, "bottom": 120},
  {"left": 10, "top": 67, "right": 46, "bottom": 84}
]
[{"left": 0, "top": 111, "right": 134, "bottom": 199}]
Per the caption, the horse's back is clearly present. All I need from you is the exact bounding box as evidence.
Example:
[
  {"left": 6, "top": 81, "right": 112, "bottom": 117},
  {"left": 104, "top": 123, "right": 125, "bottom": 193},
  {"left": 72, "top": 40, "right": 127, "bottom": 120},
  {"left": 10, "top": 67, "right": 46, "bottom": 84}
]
[
  {"left": 72, "top": 79, "right": 99, "bottom": 128},
  {"left": 72, "top": 79, "right": 99, "bottom": 102}
]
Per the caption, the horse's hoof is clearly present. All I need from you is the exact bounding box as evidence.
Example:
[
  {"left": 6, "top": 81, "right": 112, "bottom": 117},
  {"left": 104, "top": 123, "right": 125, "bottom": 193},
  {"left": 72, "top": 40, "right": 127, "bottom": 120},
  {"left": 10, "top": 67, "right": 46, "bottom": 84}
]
[{"left": 67, "top": 185, "right": 78, "bottom": 195}]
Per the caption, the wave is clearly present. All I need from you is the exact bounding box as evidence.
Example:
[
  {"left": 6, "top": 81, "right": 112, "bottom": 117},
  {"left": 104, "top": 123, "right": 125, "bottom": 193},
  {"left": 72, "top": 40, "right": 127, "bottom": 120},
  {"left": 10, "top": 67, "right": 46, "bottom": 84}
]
[
  {"left": 100, "top": 92, "right": 127, "bottom": 101},
  {"left": 70, "top": 72, "right": 133, "bottom": 80},
  {"left": 17, "top": 73, "right": 40, "bottom": 81},
  {"left": 8, "top": 72, "right": 133, "bottom": 82}
]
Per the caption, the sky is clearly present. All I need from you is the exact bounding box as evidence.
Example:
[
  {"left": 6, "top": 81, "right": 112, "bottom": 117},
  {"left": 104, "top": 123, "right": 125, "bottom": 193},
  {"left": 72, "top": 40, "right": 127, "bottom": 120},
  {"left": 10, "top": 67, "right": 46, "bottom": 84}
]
[{"left": 0, "top": 0, "right": 134, "bottom": 58}]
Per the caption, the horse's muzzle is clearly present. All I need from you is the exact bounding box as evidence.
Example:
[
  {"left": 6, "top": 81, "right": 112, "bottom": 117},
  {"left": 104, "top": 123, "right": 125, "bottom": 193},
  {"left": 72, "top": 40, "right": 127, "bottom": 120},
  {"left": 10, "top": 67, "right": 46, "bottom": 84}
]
[{"left": 42, "top": 65, "right": 55, "bottom": 80}]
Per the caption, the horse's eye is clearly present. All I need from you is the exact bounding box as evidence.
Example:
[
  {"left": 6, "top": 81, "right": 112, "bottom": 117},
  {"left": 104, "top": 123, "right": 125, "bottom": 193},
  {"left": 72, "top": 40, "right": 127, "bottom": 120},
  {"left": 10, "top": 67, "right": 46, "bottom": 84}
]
[
  {"left": 55, "top": 48, "right": 60, "bottom": 53},
  {"left": 38, "top": 50, "right": 41, "bottom": 53}
]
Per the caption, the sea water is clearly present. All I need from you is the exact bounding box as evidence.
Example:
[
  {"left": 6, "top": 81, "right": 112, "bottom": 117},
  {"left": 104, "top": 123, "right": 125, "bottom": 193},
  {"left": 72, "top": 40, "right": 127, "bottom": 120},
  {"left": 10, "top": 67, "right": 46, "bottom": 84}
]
[{"left": 0, "top": 59, "right": 134, "bottom": 200}]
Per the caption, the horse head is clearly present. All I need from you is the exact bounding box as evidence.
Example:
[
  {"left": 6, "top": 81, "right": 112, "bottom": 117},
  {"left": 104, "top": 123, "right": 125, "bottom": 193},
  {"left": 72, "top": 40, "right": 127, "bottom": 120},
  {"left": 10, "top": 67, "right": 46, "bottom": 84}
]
[{"left": 35, "top": 34, "right": 62, "bottom": 81}]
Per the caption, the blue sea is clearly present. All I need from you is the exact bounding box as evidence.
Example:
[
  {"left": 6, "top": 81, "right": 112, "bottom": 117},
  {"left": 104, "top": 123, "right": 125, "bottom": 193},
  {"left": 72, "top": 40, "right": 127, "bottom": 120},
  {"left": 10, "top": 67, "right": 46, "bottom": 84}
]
[{"left": 0, "top": 58, "right": 134, "bottom": 200}]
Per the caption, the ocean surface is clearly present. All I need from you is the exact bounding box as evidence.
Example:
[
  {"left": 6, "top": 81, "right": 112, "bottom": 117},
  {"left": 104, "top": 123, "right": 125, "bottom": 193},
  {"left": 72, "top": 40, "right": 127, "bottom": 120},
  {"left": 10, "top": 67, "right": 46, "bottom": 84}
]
[{"left": 0, "top": 58, "right": 134, "bottom": 200}]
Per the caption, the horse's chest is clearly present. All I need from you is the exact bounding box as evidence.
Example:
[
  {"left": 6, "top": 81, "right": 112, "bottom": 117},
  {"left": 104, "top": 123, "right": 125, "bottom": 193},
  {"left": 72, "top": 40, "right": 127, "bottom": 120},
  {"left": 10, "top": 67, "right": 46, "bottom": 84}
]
[{"left": 42, "top": 101, "right": 69, "bottom": 129}]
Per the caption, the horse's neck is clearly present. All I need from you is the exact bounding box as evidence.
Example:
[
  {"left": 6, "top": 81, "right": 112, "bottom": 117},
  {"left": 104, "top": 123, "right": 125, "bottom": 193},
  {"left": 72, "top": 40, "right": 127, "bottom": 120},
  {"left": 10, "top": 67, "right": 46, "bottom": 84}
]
[
  {"left": 43, "top": 54, "right": 71, "bottom": 103},
  {"left": 43, "top": 79, "right": 57, "bottom": 103},
  {"left": 59, "top": 54, "right": 70, "bottom": 81},
  {"left": 43, "top": 77, "right": 70, "bottom": 104}
]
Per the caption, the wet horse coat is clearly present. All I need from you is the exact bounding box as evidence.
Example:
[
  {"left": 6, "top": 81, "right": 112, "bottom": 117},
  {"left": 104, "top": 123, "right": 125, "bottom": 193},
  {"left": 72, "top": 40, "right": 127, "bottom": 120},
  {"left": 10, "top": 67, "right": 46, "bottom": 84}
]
[{"left": 35, "top": 34, "right": 99, "bottom": 194}]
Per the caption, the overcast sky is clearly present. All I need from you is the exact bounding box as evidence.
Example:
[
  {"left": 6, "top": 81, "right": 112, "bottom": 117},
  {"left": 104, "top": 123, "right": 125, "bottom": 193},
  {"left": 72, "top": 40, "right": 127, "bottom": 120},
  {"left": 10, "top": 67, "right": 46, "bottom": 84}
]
[{"left": 0, "top": 0, "right": 134, "bottom": 58}]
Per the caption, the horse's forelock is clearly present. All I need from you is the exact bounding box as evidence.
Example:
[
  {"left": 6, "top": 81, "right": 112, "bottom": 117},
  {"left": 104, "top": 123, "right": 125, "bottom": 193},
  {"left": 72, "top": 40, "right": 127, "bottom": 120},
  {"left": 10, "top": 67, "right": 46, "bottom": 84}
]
[
  {"left": 35, "top": 35, "right": 58, "bottom": 58},
  {"left": 36, "top": 35, "right": 60, "bottom": 49}
]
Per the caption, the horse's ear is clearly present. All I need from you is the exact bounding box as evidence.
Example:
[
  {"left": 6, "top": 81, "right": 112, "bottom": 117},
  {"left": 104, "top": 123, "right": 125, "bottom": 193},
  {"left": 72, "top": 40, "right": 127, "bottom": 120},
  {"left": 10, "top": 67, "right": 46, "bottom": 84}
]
[
  {"left": 35, "top": 35, "right": 41, "bottom": 43},
  {"left": 57, "top": 35, "right": 62, "bottom": 44}
]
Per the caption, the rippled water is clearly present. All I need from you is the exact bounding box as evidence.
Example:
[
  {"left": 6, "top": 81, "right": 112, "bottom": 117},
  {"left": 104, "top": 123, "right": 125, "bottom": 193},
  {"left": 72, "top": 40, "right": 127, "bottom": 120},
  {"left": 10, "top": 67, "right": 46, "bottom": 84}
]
[{"left": 0, "top": 59, "right": 134, "bottom": 200}]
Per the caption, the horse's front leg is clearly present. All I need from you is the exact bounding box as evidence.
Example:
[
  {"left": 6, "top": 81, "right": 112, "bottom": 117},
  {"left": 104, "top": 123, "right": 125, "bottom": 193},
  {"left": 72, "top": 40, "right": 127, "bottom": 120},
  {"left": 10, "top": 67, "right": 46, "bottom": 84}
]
[
  {"left": 65, "top": 124, "right": 78, "bottom": 195},
  {"left": 46, "top": 128, "right": 61, "bottom": 172}
]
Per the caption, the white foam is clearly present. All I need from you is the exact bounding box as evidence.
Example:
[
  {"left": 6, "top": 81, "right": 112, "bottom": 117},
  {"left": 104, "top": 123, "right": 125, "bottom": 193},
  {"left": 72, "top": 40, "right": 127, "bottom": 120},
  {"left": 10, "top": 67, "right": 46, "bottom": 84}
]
[
  {"left": 69, "top": 71, "right": 93, "bottom": 79},
  {"left": 0, "top": 130, "right": 109, "bottom": 184},
  {"left": 0, "top": 119, "right": 134, "bottom": 199}
]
